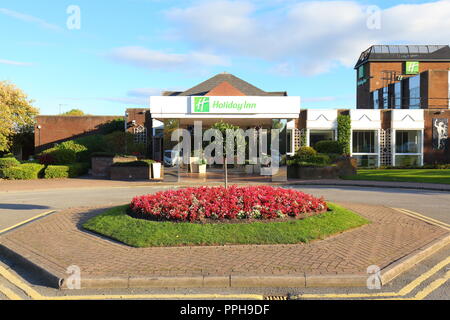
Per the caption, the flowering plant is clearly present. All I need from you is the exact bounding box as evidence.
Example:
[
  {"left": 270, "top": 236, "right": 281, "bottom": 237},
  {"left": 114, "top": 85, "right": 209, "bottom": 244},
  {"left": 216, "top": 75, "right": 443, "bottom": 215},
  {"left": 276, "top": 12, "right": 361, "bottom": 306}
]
[{"left": 129, "top": 186, "right": 327, "bottom": 222}]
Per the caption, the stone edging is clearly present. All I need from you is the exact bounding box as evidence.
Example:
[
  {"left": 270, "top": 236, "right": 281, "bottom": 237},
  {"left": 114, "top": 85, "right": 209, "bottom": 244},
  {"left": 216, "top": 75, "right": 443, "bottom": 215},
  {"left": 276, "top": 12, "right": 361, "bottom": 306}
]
[{"left": 1, "top": 223, "right": 448, "bottom": 290}]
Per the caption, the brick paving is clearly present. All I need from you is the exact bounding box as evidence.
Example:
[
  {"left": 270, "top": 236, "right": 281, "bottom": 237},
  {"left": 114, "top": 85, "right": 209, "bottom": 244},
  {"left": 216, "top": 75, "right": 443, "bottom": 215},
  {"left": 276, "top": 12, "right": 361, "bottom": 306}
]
[
  {"left": 1, "top": 176, "right": 450, "bottom": 193},
  {"left": 0, "top": 203, "right": 447, "bottom": 281}
]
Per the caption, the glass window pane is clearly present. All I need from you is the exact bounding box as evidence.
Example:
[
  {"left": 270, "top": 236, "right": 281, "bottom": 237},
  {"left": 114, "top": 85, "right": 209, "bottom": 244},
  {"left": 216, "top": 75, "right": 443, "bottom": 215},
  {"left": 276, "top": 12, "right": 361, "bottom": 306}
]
[
  {"left": 353, "top": 131, "right": 376, "bottom": 153},
  {"left": 309, "top": 130, "right": 334, "bottom": 148},
  {"left": 395, "top": 130, "right": 420, "bottom": 153},
  {"left": 354, "top": 155, "right": 378, "bottom": 168},
  {"left": 395, "top": 155, "right": 421, "bottom": 167}
]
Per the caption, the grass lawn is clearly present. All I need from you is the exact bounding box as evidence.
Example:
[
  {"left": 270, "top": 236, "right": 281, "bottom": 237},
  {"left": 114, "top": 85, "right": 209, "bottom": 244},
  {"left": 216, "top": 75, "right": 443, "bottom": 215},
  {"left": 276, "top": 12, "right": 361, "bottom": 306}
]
[
  {"left": 343, "top": 169, "right": 450, "bottom": 185},
  {"left": 82, "top": 203, "right": 369, "bottom": 248}
]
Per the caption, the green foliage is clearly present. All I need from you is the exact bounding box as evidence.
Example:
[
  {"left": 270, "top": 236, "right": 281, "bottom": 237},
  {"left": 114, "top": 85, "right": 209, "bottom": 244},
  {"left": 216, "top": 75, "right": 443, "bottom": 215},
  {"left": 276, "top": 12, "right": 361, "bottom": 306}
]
[
  {"left": 41, "top": 148, "right": 77, "bottom": 164},
  {"left": 297, "top": 146, "right": 317, "bottom": 157},
  {"left": 44, "top": 163, "right": 90, "bottom": 179},
  {"left": 337, "top": 115, "right": 351, "bottom": 155},
  {"left": 0, "top": 81, "right": 39, "bottom": 152},
  {"left": 103, "top": 131, "right": 147, "bottom": 156},
  {"left": 288, "top": 154, "right": 331, "bottom": 167},
  {"left": 83, "top": 203, "right": 368, "bottom": 247},
  {"left": 61, "top": 109, "right": 85, "bottom": 116},
  {"left": 73, "top": 135, "right": 106, "bottom": 155},
  {"left": 2, "top": 163, "right": 45, "bottom": 180},
  {"left": 58, "top": 140, "right": 89, "bottom": 162},
  {"left": 100, "top": 118, "right": 125, "bottom": 135},
  {"left": 315, "top": 140, "right": 343, "bottom": 155},
  {"left": 0, "top": 157, "right": 20, "bottom": 168},
  {"left": 111, "top": 160, "right": 155, "bottom": 167}
]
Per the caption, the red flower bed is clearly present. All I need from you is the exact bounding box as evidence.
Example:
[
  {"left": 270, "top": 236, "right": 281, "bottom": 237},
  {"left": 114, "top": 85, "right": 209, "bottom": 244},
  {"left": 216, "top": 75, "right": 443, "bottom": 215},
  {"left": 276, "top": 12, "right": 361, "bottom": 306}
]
[{"left": 129, "top": 186, "right": 328, "bottom": 222}]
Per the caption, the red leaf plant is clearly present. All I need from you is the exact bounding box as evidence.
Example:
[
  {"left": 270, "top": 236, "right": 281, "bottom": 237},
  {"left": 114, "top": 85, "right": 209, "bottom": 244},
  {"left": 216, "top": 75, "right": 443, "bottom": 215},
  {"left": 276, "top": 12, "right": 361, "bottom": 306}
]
[{"left": 129, "top": 186, "right": 328, "bottom": 222}]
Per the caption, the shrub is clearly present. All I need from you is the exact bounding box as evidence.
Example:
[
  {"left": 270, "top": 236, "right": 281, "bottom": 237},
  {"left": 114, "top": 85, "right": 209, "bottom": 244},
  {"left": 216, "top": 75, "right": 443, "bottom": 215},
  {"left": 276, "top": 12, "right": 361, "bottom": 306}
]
[
  {"left": 0, "top": 157, "right": 20, "bottom": 168},
  {"left": 2, "top": 163, "right": 45, "bottom": 180},
  {"left": 40, "top": 148, "right": 76, "bottom": 165},
  {"left": 315, "top": 140, "right": 343, "bottom": 154},
  {"left": 44, "top": 163, "right": 89, "bottom": 179},
  {"left": 130, "top": 186, "right": 328, "bottom": 222},
  {"left": 74, "top": 135, "right": 107, "bottom": 155},
  {"left": 100, "top": 118, "right": 125, "bottom": 135},
  {"left": 38, "top": 152, "right": 56, "bottom": 165},
  {"left": 287, "top": 154, "right": 331, "bottom": 167},
  {"left": 111, "top": 160, "right": 155, "bottom": 167},
  {"left": 297, "top": 146, "right": 317, "bottom": 157},
  {"left": 337, "top": 115, "right": 351, "bottom": 155}
]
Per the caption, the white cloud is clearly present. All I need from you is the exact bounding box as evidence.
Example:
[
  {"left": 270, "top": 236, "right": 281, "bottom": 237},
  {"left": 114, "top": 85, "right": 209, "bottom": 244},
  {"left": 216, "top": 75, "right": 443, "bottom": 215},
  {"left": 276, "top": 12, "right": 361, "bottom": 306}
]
[
  {"left": 0, "top": 59, "right": 33, "bottom": 66},
  {"left": 166, "top": 0, "right": 450, "bottom": 75},
  {"left": 0, "top": 8, "right": 62, "bottom": 31},
  {"left": 107, "top": 46, "right": 230, "bottom": 71}
]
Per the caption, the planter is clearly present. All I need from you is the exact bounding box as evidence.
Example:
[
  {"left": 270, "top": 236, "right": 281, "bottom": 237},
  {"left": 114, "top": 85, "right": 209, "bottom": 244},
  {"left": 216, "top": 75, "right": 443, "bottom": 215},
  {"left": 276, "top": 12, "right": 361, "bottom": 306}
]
[
  {"left": 254, "top": 164, "right": 261, "bottom": 174},
  {"left": 245, "top": 165, "right": 254, "bottom": 174},
  {"left": 287, "top": 166, "right": 340, "bottom": 180},
  {"left": 110, "top": 166, "right": 151, "bottom": 180},
  {"left": 198, "top": 164, "right": 207, "bottom": 174},
  {"left": 191, "top": 163, "right": 207, "bottom": 174},
  {"left": 91, "top": 156, "right": 137, "bottom": 177},
  {"left": 189, "top": 157, "right": 199, "bottom": 173},
  {"left": 151, "top": 162, "right": 162, "bottom": 179}
]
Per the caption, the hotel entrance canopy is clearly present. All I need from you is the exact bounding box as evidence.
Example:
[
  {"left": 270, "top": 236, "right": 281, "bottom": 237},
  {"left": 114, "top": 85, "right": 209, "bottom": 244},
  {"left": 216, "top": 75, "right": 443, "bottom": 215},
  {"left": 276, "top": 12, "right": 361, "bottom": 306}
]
[{"left": 150, "top": 96, "right": 301, "bottom": 119}]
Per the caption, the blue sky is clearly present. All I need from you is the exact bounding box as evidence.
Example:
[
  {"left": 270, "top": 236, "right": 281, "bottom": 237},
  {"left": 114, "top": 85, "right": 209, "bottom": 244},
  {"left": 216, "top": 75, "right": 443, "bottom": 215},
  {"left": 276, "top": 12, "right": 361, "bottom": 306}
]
[{"left": 1, "top": 0, "right": 449, "bottom": 115}]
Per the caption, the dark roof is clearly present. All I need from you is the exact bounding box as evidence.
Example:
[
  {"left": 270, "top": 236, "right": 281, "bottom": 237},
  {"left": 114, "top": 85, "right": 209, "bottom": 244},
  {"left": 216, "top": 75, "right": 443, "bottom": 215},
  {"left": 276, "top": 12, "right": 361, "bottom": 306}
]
[
  {"left": 355, "top": 45, "right": 450, "bottom": 69},
  {"left": 172, "top": 73, "right": 286, "bottom": 96}
]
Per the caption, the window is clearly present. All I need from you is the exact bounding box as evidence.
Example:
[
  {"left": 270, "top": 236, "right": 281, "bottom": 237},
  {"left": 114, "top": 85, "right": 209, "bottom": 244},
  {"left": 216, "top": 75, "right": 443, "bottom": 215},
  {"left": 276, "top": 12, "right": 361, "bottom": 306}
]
[
  {"left": 409, "top": 76, "right": 421, "bottom": 109},
  {"left": 354, "top": 155, "right": 378, "bottom": 168},
  {"left": 133, "top": 125, "right": 147, "bottom": 144},
  {"left": 382, "top": 87, "right": 389, "bottom": 109},
  {"left": 394, "top": 82, "right": 402, "bottom": 109},
  {"left": 309, "top": 130, "right": 334, "bottom": 148},
  {"left": 287, "top": 129, "right": 293, "bottom": 155},
  {"left": 358, "top": 65, "right": 365, "bottom": 79},
  {"left": 395, "top": 130, "right": 420, "bottom": 153},
  {"left": 353, "top": 131, "right": 376, "bottom": 153},
  {"left": 373, "top": 91, "right": 379, "bottom": 109}
]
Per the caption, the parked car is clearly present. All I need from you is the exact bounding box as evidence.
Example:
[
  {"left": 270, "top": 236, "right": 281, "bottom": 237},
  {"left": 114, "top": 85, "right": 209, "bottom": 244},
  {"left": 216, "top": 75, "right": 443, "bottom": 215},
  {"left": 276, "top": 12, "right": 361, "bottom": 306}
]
[{"left": 164, "top": 150, "right": 182, "bottom": 167}]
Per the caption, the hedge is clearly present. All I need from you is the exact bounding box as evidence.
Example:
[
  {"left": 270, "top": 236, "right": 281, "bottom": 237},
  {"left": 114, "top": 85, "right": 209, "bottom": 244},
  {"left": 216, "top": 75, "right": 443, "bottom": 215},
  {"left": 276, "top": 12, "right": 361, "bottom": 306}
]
[
  {"left": 111, "top": 160, "right": 156, "bottom": 167},
  {"left": 44, "top": 163, "right": 90, "bottom": 179},
  {"left": 2, "top": 163, "right": 45, "bottom": 180},
  {"left": 0, "top": 157, "right": 20, "bottom": 168},
  {"left": 40, "top": 148, "right": 77, "bottom": 165}
]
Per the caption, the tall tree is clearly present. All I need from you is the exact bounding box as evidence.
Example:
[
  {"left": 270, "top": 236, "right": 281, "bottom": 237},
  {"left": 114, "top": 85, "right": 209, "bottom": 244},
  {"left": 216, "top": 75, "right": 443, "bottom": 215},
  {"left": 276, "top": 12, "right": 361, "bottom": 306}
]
[
  {"left": 61, "top": 109, "right": 86, "bottom": 116},
  {"left": 0, "top": 81, "right": 39, "bottom": 152}
]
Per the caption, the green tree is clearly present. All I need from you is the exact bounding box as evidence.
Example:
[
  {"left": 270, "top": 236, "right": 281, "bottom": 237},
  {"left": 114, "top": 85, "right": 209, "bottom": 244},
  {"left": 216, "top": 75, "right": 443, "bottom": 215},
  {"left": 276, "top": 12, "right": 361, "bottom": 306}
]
[
  {"left": 211, "top": 121, "right": 242, "bottom": 188},
  {"left": 61, "top": 109, "right": 85, "bottom": 116},
  {"left": 0, "top": 81, "right": 39, "bottom": 152}
]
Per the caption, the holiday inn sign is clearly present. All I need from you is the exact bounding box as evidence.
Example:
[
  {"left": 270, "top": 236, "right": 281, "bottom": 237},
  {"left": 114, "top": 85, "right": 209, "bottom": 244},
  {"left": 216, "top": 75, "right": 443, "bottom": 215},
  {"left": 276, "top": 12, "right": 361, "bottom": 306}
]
[
  {"left": 193, "top": 97, "right": 257, "bottom": 113},
  {"left": 149, "top": 96, "right": 301, "bottom": 118}
]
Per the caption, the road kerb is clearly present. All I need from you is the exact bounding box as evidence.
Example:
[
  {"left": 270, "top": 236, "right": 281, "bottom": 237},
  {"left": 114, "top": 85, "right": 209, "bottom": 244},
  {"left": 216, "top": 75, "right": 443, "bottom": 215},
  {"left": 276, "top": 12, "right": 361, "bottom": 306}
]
[{"left": 380, "top": 234, "right": 450, "bottom": 285}]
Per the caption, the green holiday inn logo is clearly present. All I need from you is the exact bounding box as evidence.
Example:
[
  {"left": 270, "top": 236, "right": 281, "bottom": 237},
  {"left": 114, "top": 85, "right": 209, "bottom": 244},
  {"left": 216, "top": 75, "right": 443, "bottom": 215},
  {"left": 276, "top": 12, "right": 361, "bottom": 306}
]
[
  {"left": 194, "top": 97, "right": 210, "bottom": 113},
  {"left": 193, "top": 97, "right": 257, "bottom": 113},
  {"left": 405, "top": 61, "right": 419, "bottom": 75}
]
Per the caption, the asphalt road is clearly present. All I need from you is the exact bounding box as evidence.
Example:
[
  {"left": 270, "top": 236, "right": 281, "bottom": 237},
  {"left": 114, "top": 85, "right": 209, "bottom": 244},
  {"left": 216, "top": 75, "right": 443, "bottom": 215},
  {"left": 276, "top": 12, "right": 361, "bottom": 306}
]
[
  {"left": 0, "top": 184, "right": 448, "bottom": 300},
  {"left": 0, "top": 184, "right": 449, "bottom": 231}
]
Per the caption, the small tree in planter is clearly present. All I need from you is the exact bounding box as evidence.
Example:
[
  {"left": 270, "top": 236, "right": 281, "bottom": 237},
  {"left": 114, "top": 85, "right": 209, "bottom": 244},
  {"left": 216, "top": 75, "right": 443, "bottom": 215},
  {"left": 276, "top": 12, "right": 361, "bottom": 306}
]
[{"left": 210, "top": 121, "right": 243, "bottom": 188}]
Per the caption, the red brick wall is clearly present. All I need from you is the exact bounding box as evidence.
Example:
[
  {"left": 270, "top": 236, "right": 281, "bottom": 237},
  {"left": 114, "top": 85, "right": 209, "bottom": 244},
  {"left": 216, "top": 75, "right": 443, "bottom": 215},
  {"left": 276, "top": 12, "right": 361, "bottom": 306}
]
[
  {"left": 35, "top": 116, "right": 120, "bottom": 153},
  {"left": 357, "top": 61, "right": 450, "bottom": 109}
]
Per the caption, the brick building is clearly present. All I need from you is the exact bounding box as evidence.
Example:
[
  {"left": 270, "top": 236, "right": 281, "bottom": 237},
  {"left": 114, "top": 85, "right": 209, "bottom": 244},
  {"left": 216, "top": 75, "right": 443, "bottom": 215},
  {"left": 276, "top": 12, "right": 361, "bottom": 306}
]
[{"left": 35, "top": 48, "right": 449, "bottom": 169}]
